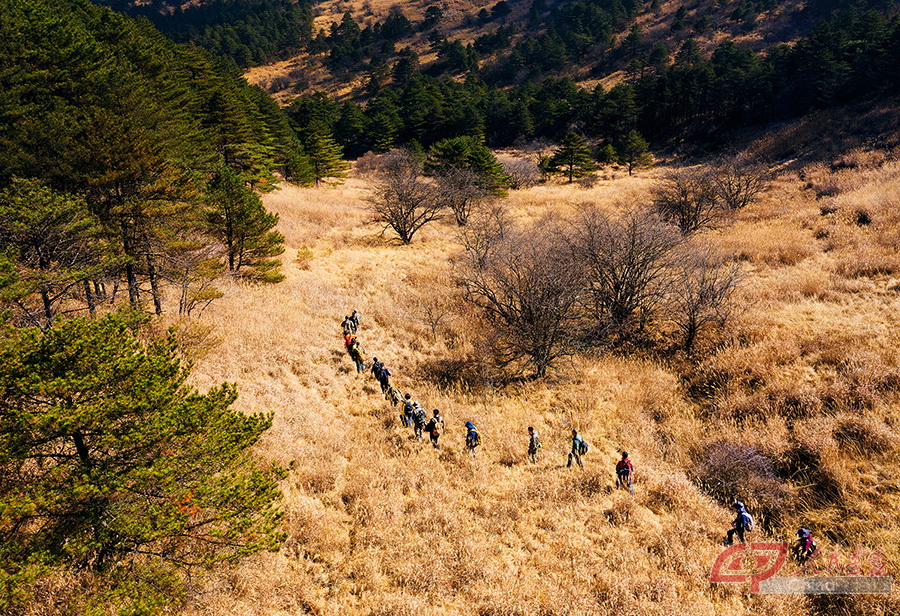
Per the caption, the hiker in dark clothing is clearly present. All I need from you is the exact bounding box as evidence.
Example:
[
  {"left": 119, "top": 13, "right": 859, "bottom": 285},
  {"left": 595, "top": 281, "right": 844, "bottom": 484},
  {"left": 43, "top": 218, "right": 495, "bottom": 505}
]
[
  {"left": 401, "top": 394, "right": 415, "bottom": 427},
  {"left": 377, "top": 365, "right": 392, "bottom": 393},
  {"left": 793, "top": 528, "right": 817, "bottom": 563},
  {"left": 349, "top": 309, "right": 360, "bottom": 332},
  {"left": 371, "top": 358, "right": 384, "bottom": 380},
  {"left": 412, "top": 403, "right": 427, "bottom": 440},
  {"left": 567, "top": 429, "right": 586, "bottom": 468},
  {"left": 724, "top": 501, "right": 754, "bottom": 546},
  {"left": 426, "top": 409, "right": 445, "bottom": 448},
  {"left": 527, "top": 426, "right": 541, "bottom": 463},
  {"left": 616, "top": 451, "right": 634, "bottom": 495},
  {"left": 348, "top": 337, "right": 365, "bottom": 373},
  {"left": 465, "top": 421, "right": 480, "bottom": 458}
]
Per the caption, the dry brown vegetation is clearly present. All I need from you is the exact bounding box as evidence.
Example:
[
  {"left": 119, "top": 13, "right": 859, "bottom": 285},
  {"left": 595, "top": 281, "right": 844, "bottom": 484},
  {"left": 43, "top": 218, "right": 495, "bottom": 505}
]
[{"left": 173, "top": 152, "right": 900, "bottom": 615}]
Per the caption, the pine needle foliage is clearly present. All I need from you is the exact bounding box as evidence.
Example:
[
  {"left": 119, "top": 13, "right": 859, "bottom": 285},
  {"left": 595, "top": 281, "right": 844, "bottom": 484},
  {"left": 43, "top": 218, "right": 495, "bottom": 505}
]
[{"left": 0, "top": 314, "right": 285, "bottom": 614}]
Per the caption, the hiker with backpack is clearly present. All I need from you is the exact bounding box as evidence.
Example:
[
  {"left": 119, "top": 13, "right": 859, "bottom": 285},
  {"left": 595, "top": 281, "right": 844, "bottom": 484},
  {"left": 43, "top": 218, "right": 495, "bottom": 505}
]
[
  {"left": 567, "top": 429, "right": 587, "bottom": 468},
  {"left": 341, "top": 310, "right": 360, "bottom": 336},
  {"left": 465, "top": 421, "right": 481, "bottom": 458},
  {"left": 371, "top": 357, "right": 384, "bottom": 381},
  {"left": 401, "top": 394, "right": 416, "bottom": 428},
  {"left": 615, "top": 451, "right": 634, "bottom": 495},
  {"left": 377, "top": 364, "right": 392, "bottom": 393},
  {"left": 412, "top": 402, "right": 427, "bottom": 440},
  {"left": 723, "top": 501, "right": 754, "bottom": 546},
  {"left": 348, "top": 337, "right": 365, "bottom": 373},
  {"left": 426, "top": 409, "right": 445, "bottom": 449},
  {"left": 793, "top": 528, "right": 817, "bottom": 563},
  {"left": 385, "top": 384, "right": 403, "bottom": 407},
  {"left": 527, "top": 426, "right": 541, "bottom": 463}
]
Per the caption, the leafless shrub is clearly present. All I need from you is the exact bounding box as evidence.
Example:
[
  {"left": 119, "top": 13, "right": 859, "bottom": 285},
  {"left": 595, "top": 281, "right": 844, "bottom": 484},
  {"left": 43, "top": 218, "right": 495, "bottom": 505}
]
[
  {"left": 569, "top": 205, "right": 682, "bottom": 340},
  {"left": 458, "top": 202, "right": 511, "bottom": 269},
  {"left": 366, "top": 149, "right": 443, "bottom": 244},
  {"left": 435, "top": 167, "right": 487, "bottom": 226},
  {"left": 456, "top": 219, "right": 582, "bottom": 378},
  {"left": 712, "top": 156, "right": 769, "bottom": 210},
  {"left": 353, "top": 151, "right": 383, "bottom": 176},
  {"left": 692, "top": 440, "right": 792, "bottom": 528},
  {"left": 654, "top": 167, "right": 723, "bottom": 234},
  {"left": 667, "top": 247, "right": 742, "bottom": 352},
  {"left": 499, "top": 156, "right": 542, "bottom": 189}
]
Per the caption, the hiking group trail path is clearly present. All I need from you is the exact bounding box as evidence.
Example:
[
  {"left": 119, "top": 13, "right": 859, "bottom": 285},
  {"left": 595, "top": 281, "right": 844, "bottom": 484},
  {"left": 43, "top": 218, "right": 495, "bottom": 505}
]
[{"left": 183, "top": 181, "right": 777, "bottom": 616}]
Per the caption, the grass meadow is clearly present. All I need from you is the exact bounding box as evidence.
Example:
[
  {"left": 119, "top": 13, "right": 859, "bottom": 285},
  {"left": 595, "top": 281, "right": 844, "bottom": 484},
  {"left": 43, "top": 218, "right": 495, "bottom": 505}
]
[{"left": 176, "top": 155, "right": 900, "bottom": 615}]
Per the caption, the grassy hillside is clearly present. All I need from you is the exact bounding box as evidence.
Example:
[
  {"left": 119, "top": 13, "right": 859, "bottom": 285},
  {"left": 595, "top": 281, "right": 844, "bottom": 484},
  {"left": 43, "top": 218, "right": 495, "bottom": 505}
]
[{"left": 163, "top": 144, "right": 900, "bottom": 614}]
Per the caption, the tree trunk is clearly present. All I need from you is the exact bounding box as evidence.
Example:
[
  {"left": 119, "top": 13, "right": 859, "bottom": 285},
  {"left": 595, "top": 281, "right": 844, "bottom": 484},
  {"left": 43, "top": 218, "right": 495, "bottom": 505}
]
[
  {"left": 73, "top": 431, "right": 92, "bottom": 469},
  {"left": 83, "top": 280, "right": 96, "bottom": 316},
  {"left": 121, "top": 223, "right": 141, "bottom": 309},
  {"left": 40, "top": 286, "right": 54, "bottom": 329},
  {"left": 146, "top": 254, "right": 163, "bottom": 315}
]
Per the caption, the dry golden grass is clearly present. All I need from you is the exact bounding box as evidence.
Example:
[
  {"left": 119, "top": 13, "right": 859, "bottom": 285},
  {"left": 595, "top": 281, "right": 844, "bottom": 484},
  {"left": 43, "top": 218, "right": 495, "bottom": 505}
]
[{"left": 175, "top": 159, "right": 900, "bottom": 615}]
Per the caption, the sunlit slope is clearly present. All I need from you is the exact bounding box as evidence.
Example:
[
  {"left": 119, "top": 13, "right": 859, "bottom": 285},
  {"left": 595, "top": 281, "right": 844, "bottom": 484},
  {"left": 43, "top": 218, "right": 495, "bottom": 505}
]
[{"left": 185, "top": 162, "right": 900, "bottom": 615}]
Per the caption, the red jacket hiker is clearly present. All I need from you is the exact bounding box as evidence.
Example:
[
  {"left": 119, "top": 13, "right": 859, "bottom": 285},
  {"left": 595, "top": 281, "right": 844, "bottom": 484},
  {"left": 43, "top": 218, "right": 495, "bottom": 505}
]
[{"left": 616, "top": 452, "right": 634, "bottom": 495}]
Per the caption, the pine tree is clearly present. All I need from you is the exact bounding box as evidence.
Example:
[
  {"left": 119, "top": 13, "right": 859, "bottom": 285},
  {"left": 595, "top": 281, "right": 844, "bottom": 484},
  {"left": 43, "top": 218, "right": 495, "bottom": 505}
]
[
  {"left": 303, "top": 129, "right": 350, "bottom": 186},
  {"left": 206, "top": 166, "right": 285, "bottom": 281},
  {"left": 0, "top": 314, "right": 285, "bottom": 614},
  {"left": 426, "top": 136, "right": 510, "bottom": 195},
  {"left": 0, "top": 179, "right": 115, "bottom": 328},
  {"left": 618, "top": 130, "right": 653, "bottom": 176},
  {"left": 547, "top": 132, "right": 596, "bottom": 183}
]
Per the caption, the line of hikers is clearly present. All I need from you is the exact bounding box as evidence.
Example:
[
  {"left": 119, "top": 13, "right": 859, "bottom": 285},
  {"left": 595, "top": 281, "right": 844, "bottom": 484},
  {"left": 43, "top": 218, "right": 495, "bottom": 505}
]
[
  {"left": 723, "top": 500, "right": 817, "bottom": 563},
  {"left": 340, "top": 310, "right": 637, "bottom": 486},
  {"left": 341, "top": 311, "right": 817, "bottom": 559}
]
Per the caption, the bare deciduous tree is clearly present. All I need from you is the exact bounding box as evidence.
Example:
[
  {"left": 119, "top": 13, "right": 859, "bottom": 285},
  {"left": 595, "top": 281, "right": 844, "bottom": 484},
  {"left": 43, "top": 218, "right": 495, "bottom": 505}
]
[
  {"left": 435, "top": 167, "right": 486, "bottom": 226},
  {"left": 458, "top": 202, "right": 511, "bottom": 269},
  {"left": 654, "top": 167, "right": 722, "bottom": 234},
  {"left": 499, "top": 156, "right": 542, "bottom": 189},
  {"left": 367, "top": 149, "right": 443, "bottom": 244},
  {"left": 457, "top": 220, "right": 582, "bottom": 378},
  {"left": 668, "top": 246, "right": 742, "bottom": 352},
  {"left": 713, "top": 156, "right": 769, "bottom": 210},
  {"left": 570, "top": 206, "right": 682, "bottom": 339}
]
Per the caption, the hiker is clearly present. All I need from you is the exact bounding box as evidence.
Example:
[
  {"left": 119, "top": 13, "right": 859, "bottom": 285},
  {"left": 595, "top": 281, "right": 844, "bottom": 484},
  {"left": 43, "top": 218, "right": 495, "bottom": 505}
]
[
  {"left": 426, "top": 409, "right": 445, "bottom": 448},
  {"left": 723, "top": 501, "right": 754, "bottom": 546},
  {"left": 371, "top": 357, "right": 384, "bottom": 381},
  {"left": 401, "top": 394, "right": 415, "bottom": 428},
  {"left": 385, "top": 384, "right": 403, "bottom": 407},
  {"left": 348, "top": 337, "right": 365, "bottom": 373},
  {"left": 527, "top": 426, "right": 541, "bottom": 463},
  {"left": 465, "top": 421, "right": 480, "bottom": 458},
  {"left": 567, "top": 429, "right": 587, "bottom": 468},
  {"left": 344, "top": 333, "right": 354, "bottom": 351},
  {"left": 615, "top": 451, "right": 634, "bottom": 495},
  {"left": 793, "top": 528, "right": 817, "bottom": 562},
  {"left": 377, "top": 364, "right": 392, "bottom": 393},
  {"left": 412, "top": 402, "right": 427, "bottom": 440},
  {"left": 341, "top": 310, "right": 359, "bottom": 336}
]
